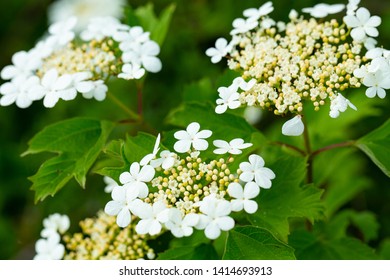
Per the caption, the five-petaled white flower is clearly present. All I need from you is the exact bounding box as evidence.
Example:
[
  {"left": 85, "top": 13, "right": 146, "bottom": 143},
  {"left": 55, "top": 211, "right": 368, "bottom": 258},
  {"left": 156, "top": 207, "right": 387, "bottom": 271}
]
[
  {"left": 215, "top": 84, "right": 241, "bottom": 114},
  {"left": 34, "top": 233, "right": 65, "bottom": 260},
  {"left": 114, "top": 26, "right": 150, "bottom": 49},
  {"left": 343, "top": 7, "right": 381, "bottom": 42},
  {"left": 118, "top": 63, "right": 145, "bottom": 80},
  {"left": 228, "top": 182, "right": 260, "bottom": 214},
  {"left": 362, "top": 71, "right": 390, "bottom": 99},
  {"left": 150, "top": 150, "right": 177, "bottom": 170},
  {"left": 104, "top": 185, "right": 140, "bottom": 228},
  {"left": 0, "top": 75, "right": 39, "bottom": 108},
  {"left": 239, "top": 154, "right": 275, "bottom": 189},
  {"left": 0, "top": 50, "right": 41, "bottom": 81},
  {"left": 42, "top": 213, "right": 70, "bottom": 236},
  {"left": 230, "top": 18, "right": 258, "bottom": 35},
  {"left": 206, "top": 38, "right": 232, "bottom": 64},
  {"left": 346, "top": 0, "right": 360, "bottom": 15},
  {"left": 103, "top": 176, "right": 119, "bottom": 193},
  {"left": 232, "top": 77, "right": 256, "bottom": 91},
  {"left": 174, "top": 122, "right": 212, "bottom": 153},
  {"left": 243, "top": 1, "right": 274, "bottom": 21},
  {"left": 48, "top": 16, "right": 77, "bottom": 46},
  {"left": 28, "top": 68, "right": 76, "bottom": 108},
  {"left": 132, "top": 200, "right": 170, "bottom": 236},
  {"left": 329, "top": 93, "right": 357, "bottom": 118},
  {"left": 140, "top": 134, "right": 161, "bottom": 166},
  {"left": 119, "top": 162, "right": 155, "bottom": 198},
  {"left": 165, "top": 208, "right": 199, "bottom": 238},
  {"left": 213, "top": 138, "right": 252, "bottom": 155},
  {"left": 302, "top": 3, "right": 345, "bottom": 18},
  {"left": 282, "top": 115, "right": 305, "bottom": 136},
  {"left": 122, "top": 41, "right": 162, "bottom": 73},
  {"left": 81, "top": 80, "right": 108, "bottom": 101},
  {"left": 195, "top": 195, "right": 235, "bottom": 240}
]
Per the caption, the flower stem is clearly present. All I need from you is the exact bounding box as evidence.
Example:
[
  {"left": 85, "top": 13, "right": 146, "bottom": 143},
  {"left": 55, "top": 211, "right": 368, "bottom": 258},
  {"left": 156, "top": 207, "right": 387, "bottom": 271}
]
[
  {"left": 270, "top": 141, "right": 306, "bottom": 156},
  {"left": 302, "top": 116, "right": 313, "bottom": 184},
  {"left": 107, "top": 91, "right": 140, "bottom": 121},
  {"left": 136, "top": 81, "right": 144, "bottom": 119},
  {"left": 312, "top": 140, "right": 356, "bottom": 157}
]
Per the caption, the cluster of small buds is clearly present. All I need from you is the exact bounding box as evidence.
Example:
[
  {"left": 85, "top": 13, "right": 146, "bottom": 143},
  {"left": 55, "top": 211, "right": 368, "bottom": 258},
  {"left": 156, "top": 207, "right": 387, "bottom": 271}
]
[
  {"left": 63, "top": 211, "right": 155, "bottom": 260},
  {"left": 104, "top": 122, "right": 275, "bottom": 240},
  {"left": 34, "top": 213, "right": 70, "bottom": 260},
  {"left": 0, "top": 16, "right": 162, "bottom": 108},
  {"left": 206, "top": 1, "right": 387, "bottom": 136}
]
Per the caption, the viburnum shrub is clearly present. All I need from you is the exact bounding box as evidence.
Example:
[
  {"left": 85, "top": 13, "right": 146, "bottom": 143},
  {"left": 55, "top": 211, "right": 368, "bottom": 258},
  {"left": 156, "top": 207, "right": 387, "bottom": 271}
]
[{"left": 1, "top": 0, "right": 390, "bottom": 260}]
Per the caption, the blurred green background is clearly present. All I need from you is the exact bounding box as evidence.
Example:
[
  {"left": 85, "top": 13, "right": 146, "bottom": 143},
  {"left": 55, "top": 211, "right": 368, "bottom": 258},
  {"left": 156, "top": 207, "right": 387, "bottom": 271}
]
[{"left": 0, "top": 0, "right": 389, "bottom": 259}]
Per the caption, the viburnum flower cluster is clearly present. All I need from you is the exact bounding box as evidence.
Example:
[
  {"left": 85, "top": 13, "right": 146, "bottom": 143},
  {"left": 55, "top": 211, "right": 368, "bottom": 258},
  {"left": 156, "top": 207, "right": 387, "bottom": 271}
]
[
  {"left": 63, "top": 211, "right": 155, "bottom": 260},
  {"left": 206, "top": 0, "right": 387, "bottom": 136},
  {"left": 0, "top": 16, "right": 162, "bottom": 108},
  {"left": 103, "top": 122, "right": 275, "bottom": 240},
  {"left": 34, "top": 213, "right": 70, "bottom": 260}
]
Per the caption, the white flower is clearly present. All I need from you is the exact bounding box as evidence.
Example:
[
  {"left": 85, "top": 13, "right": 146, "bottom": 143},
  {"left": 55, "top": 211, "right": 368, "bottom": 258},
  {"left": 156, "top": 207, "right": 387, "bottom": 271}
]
[
  {"left": 103, "top": 176, "right": 119, "bottom": 193},
  {"left": 150, "top": 150, "right": 176, "bottom": 170},
  {"left": 115, "top": 26, "right": 151, "bottom": 51},
  {"left": 118, "top": 63, "right": 145, "bottom": 80},
  {"left": 72, "top": 72, "right": 94, "bottom": 93},
  {"left": 119, "top": 162, "right": 155, "bottom": 198},
  {"left": 230, "top": 18, "right": 258, "bottom": 35},
  {"left": 0, "top": 75, "right": 39, "bottom": 108},
  {"left": 48, "top": 0, "right": 126, "bottom": 32},
  {"left": 132, "top": 200, "right": 170, "bottom": 236},
  {"left": 232, "top": 77, "right": 256, "bottom": 91},
  {"left": 347, "top": 0, "right": 360, "bottom": 15},
  {"left": 362, "top": 71, "right": 390, "bottom": 99},
  {"left": 122, "top": 41, "right": 162, "bottom": 73},
  {"left": 239, "top": 154, "right": 275, "bottom": 189},
  {"left": 81, "top": 80, "right": 107, "bottom": 101},
  {"left": 343, "top": 7, "right": 381, "bottom": 41},
  {"left": 48, "top": 17, "right": 77, "bottom": 46},
  {"left": 173, "top": 122, "right": 212, "bottom": 153},
  {"left": 165, "top": 208, "right": 199, "bottom": 238},
  {"left": 80, "top": 16, "right": 123, "bottom": 41},
  {"left": 228, "top": 182, "right": 260, "bottom": 214},
  {"left": 34, "top": 234, "right": 65, "bottom": 260},
  {"left": 213, "top": 138, "right": 252, "bottom": 155},
  {"left": 1, "top": 50, "right": 41, "bottom": 81},
  {"left": 215, "top": 84, "right": 241, "bottom": 114},
  {"left": 329, "top": 93, "right": 357, "bottom": 118},
  {"left": 289, "top": 9, "right": 299, "bottom": 21},
  {"left": 42, "top": 213, "right": 70, "bottom": 235},
  {"left": 302, "top": 3, "right": 345, "bottom": 18},
  {"left": 281, "top": 115, "right": 305, "bottom": 136},
  {"left": 140, "top": 134, "right": 160, "bottom": 166},
  {"left": 195, "top": 195, "right": 234, "bottom": 240},
  {"left": 206, "top": 38, "right": 232, "bottom": 64},
  {"left": 243, "top": 1, "right": 274, "bottom": 21},
  {"left": 28, "top": 69, "right": 76, "bottom": 108},
  {"left": 104, "top": 185, "right": 140, "bottom": 228}
]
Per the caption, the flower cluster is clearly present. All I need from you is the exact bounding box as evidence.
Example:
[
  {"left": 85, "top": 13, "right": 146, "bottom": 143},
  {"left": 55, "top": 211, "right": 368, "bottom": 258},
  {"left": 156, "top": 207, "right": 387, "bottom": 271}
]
[
  {"left": 0, "top": 16, "right": 161, "bottom": 108},
  {"left": 63, "top": 211, "right": 155, "bottom": 260},
  {"left": 206, "top": 0, "right": 387, "bottom": 136},
  {"left": 104, "top": 122, "right": 275, "bottom": 240},
  {"left": 34, "top": 213, "right": 70, "bottom": 260}
]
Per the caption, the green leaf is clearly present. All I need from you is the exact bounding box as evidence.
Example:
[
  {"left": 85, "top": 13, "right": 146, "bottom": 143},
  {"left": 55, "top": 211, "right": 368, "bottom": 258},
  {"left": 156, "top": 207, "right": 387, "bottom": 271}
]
[
  {"left": 23, "top": 118, "right": 115, "bottom": 202},
  {"left": 123, "top": 132, "right": 159, "bottom": 164},
  {"left": 379, "top": 239, "right": 390, "bottom": 259},
  {"left": 223, "top": 226, "right": 295, "bottom": 260},
  {"left": 158, "top": 243, "right": 219, "bottom": 260},
  {"left": 356, "top": 118, "right": 390, "bottom": 177},
  {"left": 93, "top": 139, "right": 126, "bottom": 181},
  {"left": 134, "top": 3, "right": 176, "bottom": 45},
  {"left": 290, "top": 230, "right": 379, "bottom": 260},
  {"left": 318, "top": 150, "right": 372, "bottom": 217},
  {"left": 249, "top": 156, "right": 324, "bottom": 241}
]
